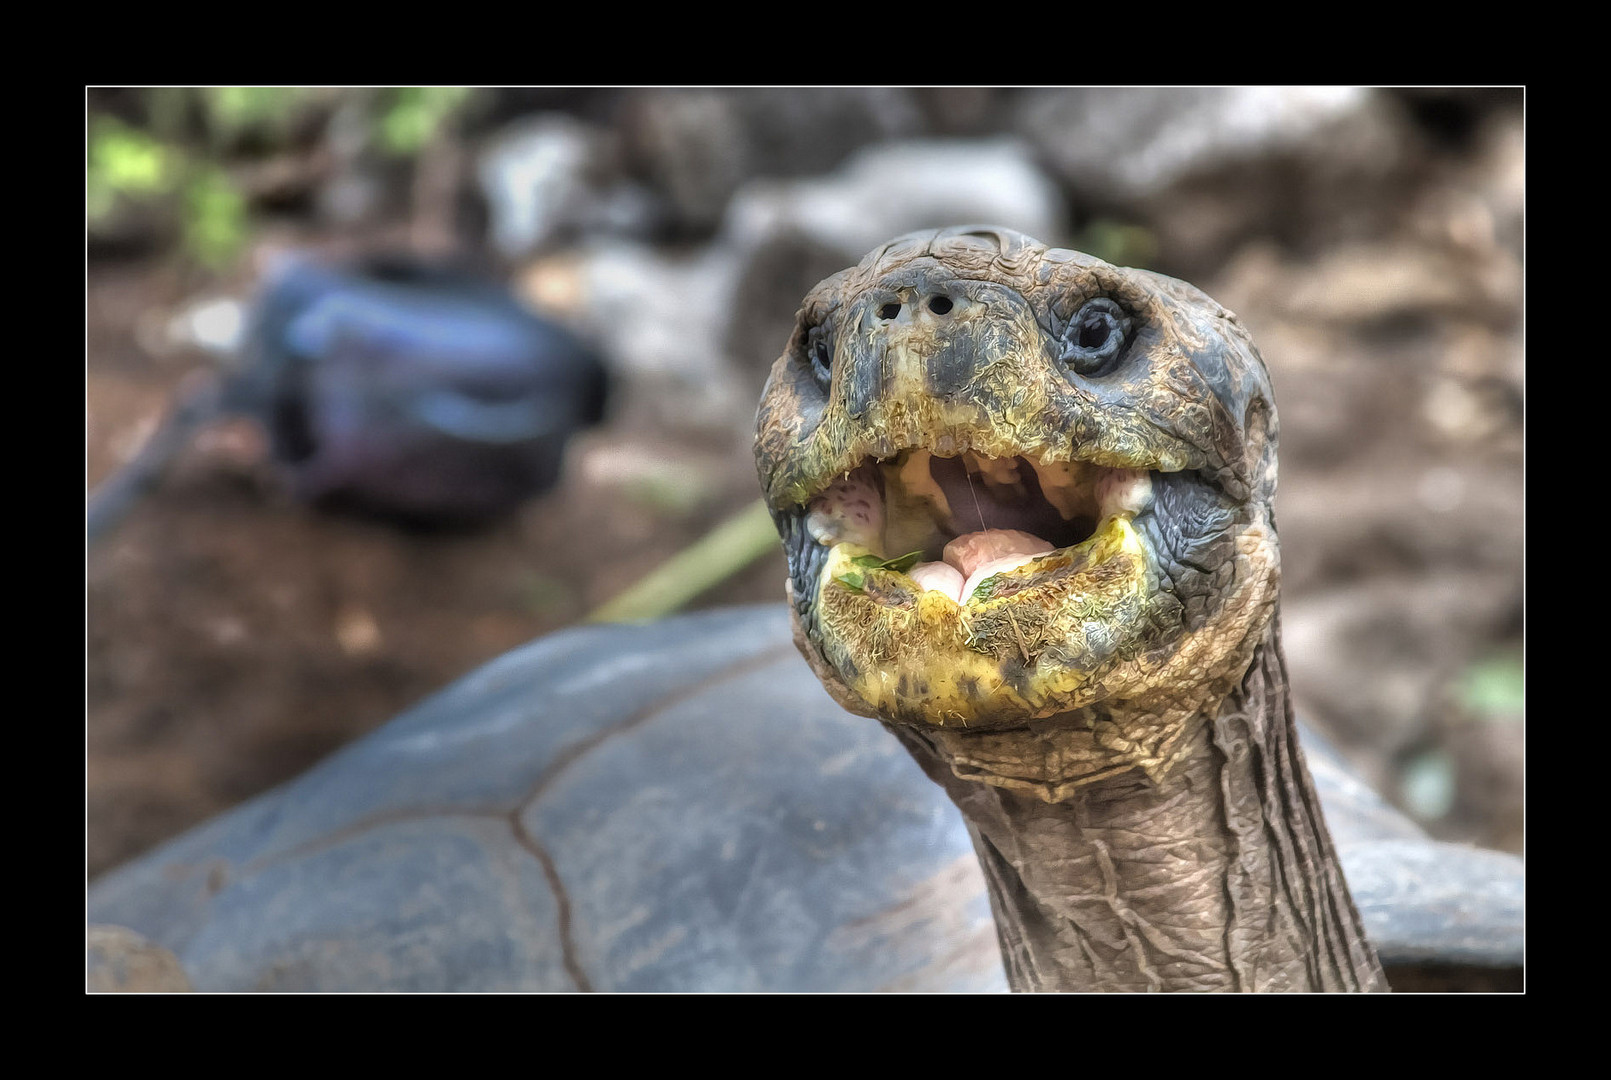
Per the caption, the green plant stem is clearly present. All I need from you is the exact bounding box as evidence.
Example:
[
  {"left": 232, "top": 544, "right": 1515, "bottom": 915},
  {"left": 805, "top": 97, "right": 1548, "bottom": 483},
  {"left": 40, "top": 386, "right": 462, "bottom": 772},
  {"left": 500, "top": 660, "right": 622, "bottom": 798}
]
[{"left": 585, "top": 500, "right": 779, "bottom": 624}]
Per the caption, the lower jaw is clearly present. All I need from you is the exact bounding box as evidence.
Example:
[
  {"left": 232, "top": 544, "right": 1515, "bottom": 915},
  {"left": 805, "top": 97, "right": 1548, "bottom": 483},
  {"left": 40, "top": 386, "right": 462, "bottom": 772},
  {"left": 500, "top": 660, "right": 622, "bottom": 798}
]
[{"left": 810, "top": 513, "right": 1155, "bottom": 726}]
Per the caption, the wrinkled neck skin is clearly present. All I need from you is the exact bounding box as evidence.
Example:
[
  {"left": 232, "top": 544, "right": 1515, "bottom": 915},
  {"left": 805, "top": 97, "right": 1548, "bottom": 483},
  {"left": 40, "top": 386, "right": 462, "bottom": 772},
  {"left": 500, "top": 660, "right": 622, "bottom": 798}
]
[{"left": 889, "top": 622, "right": 1388, "bottom": 993}]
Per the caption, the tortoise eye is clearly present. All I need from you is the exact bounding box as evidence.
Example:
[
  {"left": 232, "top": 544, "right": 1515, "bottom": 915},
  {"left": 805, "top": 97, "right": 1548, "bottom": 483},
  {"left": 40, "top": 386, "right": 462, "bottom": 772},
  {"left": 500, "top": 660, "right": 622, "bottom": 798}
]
[
  {"left": 1059, "top": 298, "right": 1131, "bottom": 376},
  {"left": 804, "top": 325, "right": 833, "bottom": 390}
]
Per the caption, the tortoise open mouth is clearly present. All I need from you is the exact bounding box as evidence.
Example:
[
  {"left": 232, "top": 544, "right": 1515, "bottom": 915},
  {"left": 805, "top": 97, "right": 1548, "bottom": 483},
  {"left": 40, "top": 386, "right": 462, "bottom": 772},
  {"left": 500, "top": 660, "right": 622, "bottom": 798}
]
[
  {"left": 776, "top": 439, "right": 1178, "bottom": 727},
  {"left": 802, "top": 449, "right": 1153, "bottom": 608}
]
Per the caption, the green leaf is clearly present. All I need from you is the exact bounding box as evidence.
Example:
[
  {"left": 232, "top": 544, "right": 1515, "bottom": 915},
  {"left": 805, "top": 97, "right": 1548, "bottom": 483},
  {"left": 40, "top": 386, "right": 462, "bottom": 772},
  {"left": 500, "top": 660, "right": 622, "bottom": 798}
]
[
  {"left": 882, "top": 550, "right": 924, "bottom": 573},
  {"left": 202, "top": 87, "right": 315, "bottom": 144},
  {"left": 585, "top": 501, "right": 781, "bottom": 624},
  {"left": 850, "top": 550, "right": 924, "bottom": 573},
  {"left": 181, "top": 167, "right": 248, "bottom": 267},
  {"left": 1456, "top": 652, "right": 1524, "bottom": 722},
  {"left": 835, "top": 570, "right": 866, "bottom": 593},
  {"left": 87, "top": 118, "right": 180, "bottom": 220},
  {"left": 379, "top": 87, "right": 472, "bottom": 154}
]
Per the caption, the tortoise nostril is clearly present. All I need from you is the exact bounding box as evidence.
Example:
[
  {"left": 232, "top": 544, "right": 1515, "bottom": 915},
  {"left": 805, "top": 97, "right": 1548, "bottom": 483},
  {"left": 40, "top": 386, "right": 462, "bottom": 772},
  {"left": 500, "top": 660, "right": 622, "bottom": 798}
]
[
  {"left": 878, "top": 302, "right": 901, "bottom": 320},
  {"left": 928, "top": 296, "right": 953, "bottom": 315}
]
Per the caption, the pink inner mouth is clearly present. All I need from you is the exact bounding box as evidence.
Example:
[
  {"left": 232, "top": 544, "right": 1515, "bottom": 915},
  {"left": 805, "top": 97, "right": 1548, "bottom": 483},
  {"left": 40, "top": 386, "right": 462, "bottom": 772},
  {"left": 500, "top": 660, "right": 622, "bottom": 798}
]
[
  {"left": 804, "top": 449, "right": 1151, "bottom": 605},
  {"left": 927, "top": 453, "right": 1070, "bottom": 540}
]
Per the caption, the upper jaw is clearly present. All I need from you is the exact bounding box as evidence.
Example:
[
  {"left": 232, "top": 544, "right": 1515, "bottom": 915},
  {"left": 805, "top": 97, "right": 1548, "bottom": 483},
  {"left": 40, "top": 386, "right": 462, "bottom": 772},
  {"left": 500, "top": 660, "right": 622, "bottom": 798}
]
[{"left": 765, "top": 409, "right": 1206, "bottom": 513}]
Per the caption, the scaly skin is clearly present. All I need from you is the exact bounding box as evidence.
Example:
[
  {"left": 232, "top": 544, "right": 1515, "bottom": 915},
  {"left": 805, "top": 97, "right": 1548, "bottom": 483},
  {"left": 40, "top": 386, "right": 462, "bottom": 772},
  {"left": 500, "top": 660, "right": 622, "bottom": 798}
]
[{"left": 755, "top": 225, "right": 1387, "bottom": 991}]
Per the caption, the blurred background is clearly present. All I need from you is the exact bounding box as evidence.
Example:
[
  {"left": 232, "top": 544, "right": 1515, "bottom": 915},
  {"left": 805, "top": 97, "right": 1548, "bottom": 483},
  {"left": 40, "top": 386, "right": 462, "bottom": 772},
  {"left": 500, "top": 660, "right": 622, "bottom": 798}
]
[{"left": 86, "top": 87, "right": 1524, "bottom": 881}]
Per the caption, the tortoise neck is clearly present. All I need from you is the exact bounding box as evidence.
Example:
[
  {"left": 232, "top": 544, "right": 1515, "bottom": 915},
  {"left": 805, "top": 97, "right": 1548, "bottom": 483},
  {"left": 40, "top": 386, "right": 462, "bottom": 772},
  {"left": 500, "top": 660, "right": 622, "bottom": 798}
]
[{"left": 889, "top": 623, "right": 1388, "bottom": 992}]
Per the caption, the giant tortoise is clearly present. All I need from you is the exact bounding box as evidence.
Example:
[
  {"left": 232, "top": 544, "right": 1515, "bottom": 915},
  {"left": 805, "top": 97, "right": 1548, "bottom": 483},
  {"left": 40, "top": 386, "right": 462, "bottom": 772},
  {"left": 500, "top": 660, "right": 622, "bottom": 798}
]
[{"left": 88, "top": 227, "right": 1523, "bottom": 992}]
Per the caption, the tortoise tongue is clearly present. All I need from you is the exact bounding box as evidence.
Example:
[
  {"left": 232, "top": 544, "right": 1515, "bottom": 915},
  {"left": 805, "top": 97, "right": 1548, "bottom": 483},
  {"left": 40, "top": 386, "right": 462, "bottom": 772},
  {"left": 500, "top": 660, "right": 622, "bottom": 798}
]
[
  {"left": 908, "top": 528, "right": 1054, "bottom": 604},
  {"left": 943, "top": 529, "right": 1054, "bottom": 580}
]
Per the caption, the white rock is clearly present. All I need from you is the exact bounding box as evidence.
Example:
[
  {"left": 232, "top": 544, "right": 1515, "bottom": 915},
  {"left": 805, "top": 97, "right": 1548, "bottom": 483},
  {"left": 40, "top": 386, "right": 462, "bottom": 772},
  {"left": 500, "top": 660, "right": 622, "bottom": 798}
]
[
  {"left": 563, "top": 239, "right": 748, "bottom": 431},
  {"left": 478, "top": 115, "right": 657, "bottom": 258},
  {"left": 1015, "top": 87, "right": 1368, "bottom": 201},
  {"left": 723, "top": 138, "right": 1067, "bottom": 259}
]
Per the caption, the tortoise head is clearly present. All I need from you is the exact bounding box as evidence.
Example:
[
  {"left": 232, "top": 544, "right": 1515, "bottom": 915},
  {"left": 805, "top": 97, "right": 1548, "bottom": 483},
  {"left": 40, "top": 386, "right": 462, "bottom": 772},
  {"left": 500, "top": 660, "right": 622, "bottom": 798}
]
[{"left": 755, "top": 226, "right": 1281, "bottom": 788}]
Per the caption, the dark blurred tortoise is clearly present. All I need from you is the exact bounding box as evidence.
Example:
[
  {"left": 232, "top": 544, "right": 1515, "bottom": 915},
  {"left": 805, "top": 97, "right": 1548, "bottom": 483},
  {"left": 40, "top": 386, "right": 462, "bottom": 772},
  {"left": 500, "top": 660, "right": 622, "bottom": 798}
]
[
  {"left": 87, "top": 228, "right": 1523, "bottom": 992},
  {"left": 87, "top": 253, "right": 609, "bottom": 540},
  {"left": 244, "top": 254, "right": 608, "bottom": 521}
]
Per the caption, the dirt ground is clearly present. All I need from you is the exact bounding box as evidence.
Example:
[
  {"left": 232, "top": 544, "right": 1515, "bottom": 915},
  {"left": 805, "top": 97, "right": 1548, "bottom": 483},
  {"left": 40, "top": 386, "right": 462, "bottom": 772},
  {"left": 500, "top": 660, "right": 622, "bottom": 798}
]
[{"left": 87, "top": 89, "right": 1523, "bottom": 883}]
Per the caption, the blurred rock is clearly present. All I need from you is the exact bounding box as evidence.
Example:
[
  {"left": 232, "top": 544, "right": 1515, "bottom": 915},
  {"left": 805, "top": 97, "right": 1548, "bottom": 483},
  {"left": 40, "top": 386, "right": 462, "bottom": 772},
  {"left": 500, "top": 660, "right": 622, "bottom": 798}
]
[
  {"left": 723, "top": 138, "right": 1067, "bottom": 259},
  {"left": 537, "top": 240, "right": 747, "bottom": 433},
  {"left": 1013, "top": 87, "right": 1369, "bottom": 200},
  {"left": 1211, "top": 238, "right": 1523, "bottom": 467},
  {"left": 316, "top": 93, "right": 388, "bottom": 227},
  {"left": 1013, "top": 88, "right": 1466, "bottom": 279},
  {"left": 618, "top": 89, "right": 928, "bottom": 233},
  {"left": 87, "top": 924, "right": 191, "bottom": 992},
  {"left": 153, "top": 295, "right": 249, "bottom": 361},
  {"left": 334, "top": 605, "right": 383, "bottom": 657},
  {"left": 1420, "top": 373, "right": 1524, "bottom": 449},
  {"left": 539, "top": 137, "right": 1069, "bottom": 433},
  {"left": 1397, "top": 748, "right": 1458, "bottom": 822},
  {"left": 476, "top": 114, "right": 661, "bottom": 258}
]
